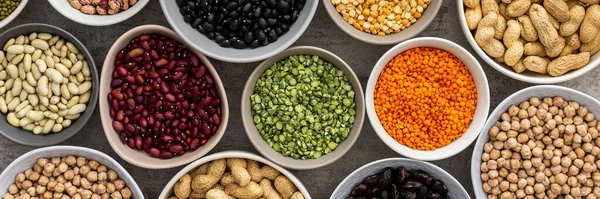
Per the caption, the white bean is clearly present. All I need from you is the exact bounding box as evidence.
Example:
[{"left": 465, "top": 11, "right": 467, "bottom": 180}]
[
  {"left": 55, "top": 39, "right": 64, "bottom": 49},
  {"left": 25, "top": 110, "right": 44, "bottom": 121},
  {"left": 48, "top": 104, "right": 58, "bottom": 112},
  {"left": 60, "top": 45, "right": 67, "bottom": 58},
  {"left": 18, "top": 90, "right": 27, "bottom": 101},
  {"left": 15, "top": 100, "right": 29, "bottom": 113},
  {"left": 36, "top": 76, "right": 48, "bottom": 96},
  {"left": 67, "top": 104, "right": 86, "bottom": 115},
  {"left": 4, "top": 79, "right": 13, "bottom": 90},
  {"left": 0, "top": 71, "right": 7, "bottom": 80},
  {"left": 57, "top": 103, "right": 66, "bottom": 110},
  {"left": 60, "top": 58, "right": 72, "bottom": 69},
  {"left": 7, "top": 113, "right": 19, "bottom": 127},
  {"left": 50, "top": 96, "right": 60, "bottom": 105},
  {"left": 62, "top": 120, "right": 71, "bottom": 128},
  {"left": 79, "top": 91, "right": 90, "bottom": 104},
  {"left": 6, "top": 64, "right": 18, "bottom": 78},
  {"left": 36, "top": 59, "right": 47, "bottom": 72},
  {"left": 67, "top": 83, "right": 79, "bottom": 95},
  {"left": 17, "top": 63, "right": 25, "bottom": 80},
  {"left": 66, "top": 96, "right": 79, "bottom": 108},
  {"left": 23, "top": 45, "right": 35, "bottom": 54},
  {"left": 55, "top": 63, "right": 69, "bottom": 76},
  {"left": 48, "top": 36, "right": 59, "bottom": 46},
  {"left": 43, "top": 111, "right": 58, "bottom": 120},
  {"left": 50, "top": 83, "right": 60, "bottom": 97},
  {"left": 45, "top": 69, "right": 62, "bottom": 83},
  {"left": 31, "top": 49, "right": 42, "bottom": 61},
  {"left": 16, "top": 105, "right": 31, "bottom": 118},
  {"left": 0, "top": 97, "right": 7, "bottom": 113},
  {"left": 42, "top": 119, "right": 54, "bottom": 134},
  {"left": 61, "top": 84, "right": 71, "bottom": 100},
  {"left": 15, "top": 36, "right": 24, "bottom": 45},
  {"left": 11, "top": 78, "right": 21, "bottom": 95},
  {"left": 11, "top": 54, "right": 24, "bottom": 65},
  {"left": 6, "top": 45, "right": 24, "bottom": 54},
  {"left": 65, "top": 42, "right": 79, "bottom": 54},
  {"left": 39, "top": 96, "right": 49, "bottom": 107},
  {"left": 31, "top": 63, "right": 41, "bottom": 80},
  {"left": 51, "top": 124, "right": 62, "bottom": 133},
  {"left": 7, "top": 97, "right": 19, "bottom": 111},
  {"left": 23, "top": 54, "right": 31, "bottom": 72},
  {"left": 28, "top": 94, "right": 38, "bottom": 106},
  {"left": 37, "top": 33, "right": 52, "bottom": 40},
  {"left": 3, "top": 38, "right": 14, "bottom": 51},
  {"left": 78, "top": 81, "right": 92, "bottom": 94},
  {"left": 70, "top": 61, "right": 82, "bottom": 75},
  {"left": 31, "top": 39, "right": 49, "bottom": 50},
  {"left": 26, "top": 72, "right": 36, "bottom": 86},
  {"left": 28, "top": 32, "right": 37, "bottom": 41},
  {"left": 22, "top": 81, "right": 34, "bottom": 94},
  {"left": 64, "top": 114, "right": 80, "bottom": 120},
  {"left": 22, "top": 123, "right": 34, "bottom": 131}
]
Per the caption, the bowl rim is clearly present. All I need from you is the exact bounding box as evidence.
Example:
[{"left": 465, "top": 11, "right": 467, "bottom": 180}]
[
  {"left": 99, "top": 24, "right": 229, "bottom": 169},
  {"left": 0, "top": 145, "right": 145, "bottom": 198},
  {"left": 157, "top": 150, "right": 312, "bottom": 199},
  {"left": 469, "top": 85, "right": 600, "bottom": 198},
  {"left": 365, "top": 37, "right": 490, "bottom": 161},
  {"left": 159, "top": 0, "right": 319, "bottom": 63},
  {"left": 48, "top": 0, "right": 149, "bottom": 26},
  {"left": 240, "top": 45, "right": 365, "bottom": 170},
  {"left": 456, "top": 0, "right": 599, "bottom": 84},
  {"left": 0, "top": 0, "right": 28, "bottom": 29},
  {"left": 330, "top": 157, "right": 470, "bottom": 199},
  {"left": 0, "top": 23, "right": 99, "bottom": 147},
  {"left": 321, "top": 0, "right": 443, "bottom": 45}
]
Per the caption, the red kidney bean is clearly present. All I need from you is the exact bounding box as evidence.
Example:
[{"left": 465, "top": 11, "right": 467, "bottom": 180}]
[{"left": 108, "top": 34, "right": 222, "bottom": 159}]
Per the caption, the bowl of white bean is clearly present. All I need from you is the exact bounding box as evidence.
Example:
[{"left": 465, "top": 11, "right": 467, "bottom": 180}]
[{"left": 0, "top": 23, "right": 98, "bottom": 147}]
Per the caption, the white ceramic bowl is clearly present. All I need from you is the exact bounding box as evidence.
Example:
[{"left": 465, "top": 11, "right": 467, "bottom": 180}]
[
  {"left": 49, "top": 0, "right": 149, "bottom": 26},
  {"left": 322, "top": 0, "right": 443, "bottom": 45},
  {"left": 470, "top": 85, "right": 600, "bottom": 199},
  {"left": 158, "top": 151, "right": 312, "bottom": 199},
  {"left": 99, "top": 25, "right": 229, "bottom": 169},
  {"left": 366, "top": 37, "right": 490, "bottom": 161},
  {"left": 159, "top": 0, "right": 319, "bottom": 63},
  {"left": 457, "top": 1, "right": 600, "bottom": 84},
  {"left": 0, "top": 146, "right": 145, "bottom": 198},
  {"left": 330, "top": 158, "right": 471, "bottom": 198},
  {"left": 0, "top": 0, "right": 28, "bottom": 29}
]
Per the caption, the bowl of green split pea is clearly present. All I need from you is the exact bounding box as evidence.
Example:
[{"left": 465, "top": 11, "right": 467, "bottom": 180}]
[
  {"left": 241, "top": 46, "right": 365, "bottom": 170},
  {"left": 0, "top": 0, "right": 27, "bottom": 29}
]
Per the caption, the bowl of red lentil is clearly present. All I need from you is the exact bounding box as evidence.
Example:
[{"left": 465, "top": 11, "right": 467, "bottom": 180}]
[
  {"left": 366, "top": 37, "right": 490, "bottom": 161},
  {"left": 322, "top": 0, "right": 443, "bottom": 45}
]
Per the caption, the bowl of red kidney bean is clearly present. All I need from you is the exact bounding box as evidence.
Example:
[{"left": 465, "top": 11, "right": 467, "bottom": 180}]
[
  {"left": 99, "top": 24, "right": 229, "bottom": 169},
  {"left": 159, "top": 0, "right": 318, "bottom": 63}
]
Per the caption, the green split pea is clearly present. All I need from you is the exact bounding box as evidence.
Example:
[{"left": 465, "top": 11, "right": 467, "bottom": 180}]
[{"left": 251, "top": 55, "right": 356, "bottom": 160}]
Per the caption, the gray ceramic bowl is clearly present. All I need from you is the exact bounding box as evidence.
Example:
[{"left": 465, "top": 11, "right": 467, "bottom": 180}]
[
  {"left": 241, "top": 46, "right": 365, "bottom": 170},
  {"left": 0, "top": 23, "right": 98, "bottom": 147},
  {"left": 159, "top": 0, "right": 319, "bottom": 63},
  {"left": 322, "top": 0, "right": 443, "bottom": 45},
  {"left": 331, "top": 158, "right": 471, "bottom": 199}
]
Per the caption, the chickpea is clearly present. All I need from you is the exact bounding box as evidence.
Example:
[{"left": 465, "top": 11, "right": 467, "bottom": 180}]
[
  {"left": 110, "top": 191, "right": 121, "bottom": 199},
  {"left": 484, "top": 143, "right": 494, "bottom": 153},
  {"left": 28, "top": 172, "right": 39, "bottom": 182},
  {"left": 516, "top": 189, "right": 526, "bottom": 198},
  {"left": 481, "top": 173, "right": 490, "bottom": 181},
  {"left": 497, "top": 131, "right": 508, "bottom": 141},
  {"left": 80, "top": 190, "right": 92, "bottom": 199},
  {"left": 113, "top": 179, "right": 125, "bottom": 190}
]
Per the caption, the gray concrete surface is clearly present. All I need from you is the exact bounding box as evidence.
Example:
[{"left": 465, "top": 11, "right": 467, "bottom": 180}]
[{"left": 1, "top": 1, "right": 600, "bottom": 198}]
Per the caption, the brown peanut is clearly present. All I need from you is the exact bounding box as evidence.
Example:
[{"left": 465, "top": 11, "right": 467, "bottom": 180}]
[
  {"left": 464, "top": 0, "right": 481, "bottom": 8},
  {"left": 476, "top": 12, "right": 506, "bottom": 58},
  {"left": 466, "top": 5, "right": 484, "bottom": 30},
  {"left": 547, "top": 52, "right": 591, "bottom": 76},
  {"left": 524, "top": 42, "right": 547, "bottom": 56},
  {"left": 579, "top": 0, "right": 600, "bottom": 4},
  {"left": 543, "top": 0, "right": 571, "bottom": 22},
  {"left": 513, "top": 58, "right": 526, "bottom": 73},
  {"left": 580, "top": 5, "right": 600, "bottom": 43},
  {"left": 495, "top": 15, "right": 508, "bottom": 40},
  {"left": 482, "top": 0, "right": 500, "bottom": 15},
  {"left": 506, "top": 0, "right": 532, "bottom": 17},
  {"left": 560, "top": 4, "right": 585, "bottom": 37},
  {"left": 580, "top": 34, "right": 600, "bottom": 54},
  {"left": 560, "top": 34, "right": 581, "bottom": 56},
  {"left": 504, "top": 20, "right": 524, "bottom": 66},
  {"left": 529, "top": 4, "right": 565, "bottom": 57},
  {"left": 518, "top": 15, "right": 539, "bottom": 41},
  {"left": 523, "top": 56, "right": 550, "bottom": 74}
]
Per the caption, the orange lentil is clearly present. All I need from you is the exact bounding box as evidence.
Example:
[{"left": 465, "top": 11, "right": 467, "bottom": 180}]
[{"left": 374, "top": 47, "right": 477, "bottom": 151}]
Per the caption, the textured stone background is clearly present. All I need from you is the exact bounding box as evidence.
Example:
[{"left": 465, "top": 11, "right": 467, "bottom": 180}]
[{"left": 1, "top": 1, "right": 599, "bottom": 198}]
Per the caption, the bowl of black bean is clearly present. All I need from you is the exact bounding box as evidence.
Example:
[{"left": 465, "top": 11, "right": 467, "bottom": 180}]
[
  {"left": 160, "top": 0, "right": 318, "bottom": 63},
  {"left": 331, "top": 158, "right": 470, "bottom": 199}
]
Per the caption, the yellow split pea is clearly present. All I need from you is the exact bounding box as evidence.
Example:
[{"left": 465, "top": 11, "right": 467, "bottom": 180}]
[{"left": 331, "top": 0, "right": 431, "bottom": 36}]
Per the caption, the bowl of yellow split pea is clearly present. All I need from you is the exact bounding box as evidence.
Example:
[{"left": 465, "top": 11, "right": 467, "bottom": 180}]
[{"left": 322, "top": 0, "right": 443, "bottom": 45}]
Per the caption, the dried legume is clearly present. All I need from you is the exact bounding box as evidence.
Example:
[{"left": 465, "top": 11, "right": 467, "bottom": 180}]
[
  {"left": 0, "top": 0, "right": 21, "bottom": 20},
  {"left": 374, "top": 47, "right": 477, "bottom": 150},
  {"left": 251, "top": 55, "right": 356, "bottom": 159},
  {"left": 69, "top": 0, "right": 139, "bottom": 15},
  {"left": 480, "top": 97, "right": 600, "bottom": 199},
  {"left": 348, "top": 167, "right": 448, "bottom": 198},
  {"left": 1, "top": 155, "right": 133, "bottom": 199},
  {"left": 176, "top": 0, "right": 305, "bottom": 49},
  {"left": 108, "top": 34, "right": 222, "bottom": 159},
  {"left": 0, "top": 33, "right": 92, "bottom": 135},
  {"left": 331, "top": 0, "right": 431, "bottom": 36}
]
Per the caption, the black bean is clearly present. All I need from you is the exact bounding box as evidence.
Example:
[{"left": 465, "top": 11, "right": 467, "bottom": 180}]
[
  {"left": 250, "top": 40, "right": 260, "bottom": 48},
  {"left": 232, "top": 39, "right": 246, "bottom": 49},
  {"left": 226, "top": 2, "right": 237, "bottom": 10},
  {"left": 215, "top": 35, "right": 226, "bottom": 42},
  {"left": 206, "top": 32, "right": 215, "bottom": 39},
  {"left": 280, "top": 14, "right": 291, "bottom": 22},
  {"left": 176, "top": 0, "right": 186, "bottom": 7},
  {"left": 267, "top": 29, "right": 278, "bottom": 42},
  {"left": 396, "top": 167, "right": 408, "bottom": 184},
  {"left": 244, "top": 32, "right": 254, "bottom": 43},
  {"left": 192, "top": 18, "right": 203, "bottom": 28},
  {"left": 367, "top": 187, "right": 382, "bottom": 198},
  {"left": 389, "top": 184, "right": 401, "bottom": 199},
  {"left": 378, "top": 167, "right": 394, "bottom": 190},
  {"left": 186, "top": 1, "right": 196, "bottom": 10},
  {"left": 277, "top": 1, "right": 290, "bottom": 12},
  {"left": 199, "top": 0, "right": 209, "bottom": 10},
  {"left": 275, "top": 27, "right": 284, "bottom": 36},
  {"left": 258, "top": 18, "right": 268, "bottom": 29},
  {"left": 183, "top": 15, "right": 192, "bottom": 23},
  {"left": 253, "top": 7, "right": 262, "bottom": 18},
  {"left": 411, "top": 170, "right": 433, "bottom": 186},
  {"left": 261, "top": 39, "right": 269, "bottom": 46},
  {"left": 206, "top": 13, "right": 215, "bottom": 23},
  {"left": 266, "top": 0, "right": 277, "bottom": 7},
  {"left": 202, "top": 22, "right": 214, "bottom": 31},
  {"left": 431, "top": 180, "right": 448, "bottom": 195},
  {"left": 398, "top": 189, "right": 417, "bottom": 199},
  {"left": 267, "top": 18, "right": 278, "bottom": 26},
  {"left": 218, "top": 39, "right": 232, "bottom": 47},
  {"left": 229, "top": 19, "right": 240, "bottom": 30},
  {"left": 427, "top": 192, "right": 443, "bottom": 199},
  {"left": 242, "top": 3, "right": 253, "bottom": 12},
  {"left": 351, "top": 184, "right": 368, "bottom": 196},
  {"left": 180, "top": 6, "right": 191, "bottom": 15},
  {"left": 229, "top": 11, "right": 240, "bottom": 18},
  {"left": 363, "top": 174, "right": 379, "bottom": 186},
  {"left": 416, "top": 186, "right": 428, "bottom": 199},
  {"left": 196, "top": 26, "right": 207, "bottom": 34}
]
